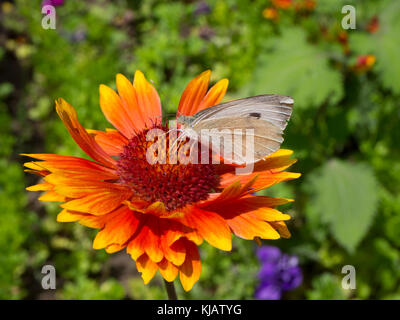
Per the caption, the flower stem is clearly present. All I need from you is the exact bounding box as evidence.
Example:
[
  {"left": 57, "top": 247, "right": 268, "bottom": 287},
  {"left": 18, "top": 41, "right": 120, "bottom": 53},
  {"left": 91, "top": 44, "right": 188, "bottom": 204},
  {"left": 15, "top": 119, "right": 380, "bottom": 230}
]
[{"left": 164, "top": 280, "right": 178, "bottom": 300}]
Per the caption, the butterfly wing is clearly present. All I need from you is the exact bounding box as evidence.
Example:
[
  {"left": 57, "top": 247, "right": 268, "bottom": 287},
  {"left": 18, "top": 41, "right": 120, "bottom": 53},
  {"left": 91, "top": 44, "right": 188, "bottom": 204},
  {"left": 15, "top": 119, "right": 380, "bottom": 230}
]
[
  {"left": 190, "top": 95, "right": 293, "bottom": 164},
  {"left": 192, "top": 94, "right": 293, "bottom": 131}
]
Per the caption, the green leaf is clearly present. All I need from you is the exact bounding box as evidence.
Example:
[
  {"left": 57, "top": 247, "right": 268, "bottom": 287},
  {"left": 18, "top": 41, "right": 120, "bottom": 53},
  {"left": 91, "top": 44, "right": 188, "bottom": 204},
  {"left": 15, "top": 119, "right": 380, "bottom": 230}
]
[
  {"left": 246, "top": 28, "right": 343, "bottom": 109},
  {"left": 307, "top": 160, "right": 379, "bottom": 253},
  {"left": 306, "top": 273, "right": 348, "bottom": 300}
]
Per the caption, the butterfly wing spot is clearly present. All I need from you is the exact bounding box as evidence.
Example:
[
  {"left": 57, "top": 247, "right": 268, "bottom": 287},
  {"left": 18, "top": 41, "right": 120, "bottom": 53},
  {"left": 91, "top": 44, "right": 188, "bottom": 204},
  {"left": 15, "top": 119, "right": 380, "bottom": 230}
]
[{"left": 248, "top": 112, "right": 261, "bottom": 119}]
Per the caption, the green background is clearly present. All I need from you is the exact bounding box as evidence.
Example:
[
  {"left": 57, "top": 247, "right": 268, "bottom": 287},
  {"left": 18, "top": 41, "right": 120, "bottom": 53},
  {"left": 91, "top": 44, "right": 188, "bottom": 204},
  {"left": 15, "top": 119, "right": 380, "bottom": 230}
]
[{"left": 1, "top": 0, "right": 400, "bottom": 299}]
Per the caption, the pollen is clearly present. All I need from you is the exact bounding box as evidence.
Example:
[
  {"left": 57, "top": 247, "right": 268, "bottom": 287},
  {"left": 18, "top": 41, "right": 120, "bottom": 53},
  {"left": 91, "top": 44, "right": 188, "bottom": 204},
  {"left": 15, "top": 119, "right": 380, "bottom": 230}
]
[{"left": 116, "top": 125, "right": 220, "bottom": 211}]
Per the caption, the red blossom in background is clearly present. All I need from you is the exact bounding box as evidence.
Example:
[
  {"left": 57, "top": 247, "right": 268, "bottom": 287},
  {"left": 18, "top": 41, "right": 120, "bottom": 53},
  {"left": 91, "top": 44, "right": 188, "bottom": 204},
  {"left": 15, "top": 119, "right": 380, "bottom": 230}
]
[{"left": 352, "top": 55, "right": 376, "bottom": 73}]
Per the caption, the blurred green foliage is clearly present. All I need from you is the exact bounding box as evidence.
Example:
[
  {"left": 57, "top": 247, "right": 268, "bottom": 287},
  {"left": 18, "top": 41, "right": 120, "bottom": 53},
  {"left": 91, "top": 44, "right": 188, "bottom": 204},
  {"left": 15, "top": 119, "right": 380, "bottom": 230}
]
[{"left": 0, "top": 0, "right": 399, "bottom": 299}]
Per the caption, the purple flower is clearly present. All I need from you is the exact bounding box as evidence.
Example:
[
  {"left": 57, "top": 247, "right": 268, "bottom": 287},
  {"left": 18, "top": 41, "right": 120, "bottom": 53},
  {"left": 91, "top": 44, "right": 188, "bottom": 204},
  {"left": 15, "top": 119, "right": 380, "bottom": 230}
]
[
  {"left": 255, "top": 284, "right": 282, "bottom": 300},
  {"left": 255, "top": 246, "right": 302, "bottom": 300},
  {"left": 42, "top": 0, "right": 65, "bottom": 7},
  {"left": 257, "top": 245, "right": 281, "bottom": 263},
  {"left": 194, "top": 1, "right": 211, "bottom": 16}
]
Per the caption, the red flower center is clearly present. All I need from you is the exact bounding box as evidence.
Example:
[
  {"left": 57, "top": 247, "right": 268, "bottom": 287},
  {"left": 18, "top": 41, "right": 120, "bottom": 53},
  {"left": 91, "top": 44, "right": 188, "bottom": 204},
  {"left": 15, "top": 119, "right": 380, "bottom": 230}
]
[{"left": 116, "top": 125, "right": 220, "bottom": 211}]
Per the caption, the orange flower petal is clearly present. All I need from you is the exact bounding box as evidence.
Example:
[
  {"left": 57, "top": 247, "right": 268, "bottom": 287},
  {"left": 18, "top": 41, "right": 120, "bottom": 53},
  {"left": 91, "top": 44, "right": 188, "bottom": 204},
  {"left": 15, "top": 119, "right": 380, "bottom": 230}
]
[
  {"left": 87, "top": 129, "right": 128, "bottom": 156},
  {"left": 61, "top": 189, "right": 132, "bottom": 215},
  {"left": 158, "top": 259, "right": 179, "bottom": 282},
  {"left": 99, "top": 84, "right": 138, "bottom": 139},
  {"left": 203, "top": 195, "right": 289, "bottom": 240},
  {"left": 72, "top": 206, "right": 131, "bottom": 229},
  {"left": 105, "top": 243, "right": 126, "bottom": 253},
  {"left": 55, "top": 99, "right": 116, "bottom": 168},
  {"left": 136, "top": 254, "right": 158, "bottom": 284},
  {"left": 205, "top": 195, "right": 292, "bottom": 221},
  {"left": 116, "top": 73, "right": 149, "bottom": 132},
  {"left": 270, "top": 221, "right": 291, "bottom": 238},
  {"left": 24, "top": 169, "right": 48, "bottom": 177},
  {"left": 247, "top": 207, "right": 290, "bottom": 222},
  {"left": 57, "top": 209, "right": 87, "bottom": 222},
  {"left": 224, "top": 213, "right": 280, "bottom": 240},
  {"left": 202, "top": 176, "right": 258, "bottom": 206},
  {"left": 78, "top": 213, "right": 110, "bottom": 229},
  {"left": 162, "top": 236, "right": 186, "bottom": 266},
  {"left": 45, "top": 174, "right": 130, "bottom": 199},
  {"left": 219, "top": 167, "right": 300, "bottom": 192},
  {"left": 26, "top": 182, "right": 53, "bottom": 191},
  {"left": 39, "top": 191, "right": 66, "bottom": 202},
  {"left": 250, "top": 172, "right": 301, "bottom": 192},
  {"left": 93, "top": 207, "right": 140, "bottom": 249},
  {"left": 217, "top": 149, "right": 297, "bottom": 177},
  {"left": 178, "top": 70, "right": 211, "bottom": 116},
  {"left": 133, "top": 70, "right": 162, "bottom": 127},
  {"left": 127, "top": 214, "right": 164, "bottom": 263},
  {"left": 22, "top": 154, "right": 118, "bottom": 180},
  {"left": 176, "top": 206, "right": 232, "bottom": 251},
  {"left": 196, "top": 78, "right": 229, "bottom": 113},
  {"left": 179, "top": 239, "right": 201, "bottom": 292},
  {"left": 24, "top": 162, "right": 46, "bottom": 171}
]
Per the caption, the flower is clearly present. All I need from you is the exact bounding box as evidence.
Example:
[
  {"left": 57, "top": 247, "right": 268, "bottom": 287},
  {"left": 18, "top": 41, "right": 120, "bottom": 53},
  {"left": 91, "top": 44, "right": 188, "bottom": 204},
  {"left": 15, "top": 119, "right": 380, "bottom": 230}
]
[
  {"left": 294, "top": 0, "right": 316, "bottom": 11},
  {"left": 352, "top": 54, "right": 376, "bottom": 73},
  {"left": 271, "top": 0, "right": 292, "bottom": 10},
  {"left": 199, "top": 26, "right": 215, "bottom": 41},
  {"left": 337, "top": 31, "right": 350, "bottom": 54},
  {"left": 194, "top": 1, "right": 211, "bottom": 16},
  {"left": 23, "top": 70, "right": 300, "bottom": 291},
  {"left": 255, "top": 246, "right": 302, "bottom": 300},
  {"left": 262, "top": 7, "right": 279, "bottom": 21},
  {"left": 337, "top": 31, "right": 348, "bottom": 45},
  {"left": 42, "top": 0, "right": 65, "bottom": 7},
  {"left": 302, "top": 0, "right": 316, "bottom": 10},
  {"left": 367, "top": 16, "right": 379, "bottom": 34}
]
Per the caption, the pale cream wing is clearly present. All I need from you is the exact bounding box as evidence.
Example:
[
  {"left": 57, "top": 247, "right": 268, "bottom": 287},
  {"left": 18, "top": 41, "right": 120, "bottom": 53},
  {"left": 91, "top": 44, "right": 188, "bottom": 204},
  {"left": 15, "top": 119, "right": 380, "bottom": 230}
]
[
  {"left": 193, "top": 117, "right": 284, "bottom": 164},
  {"left": 192, "top": 94, "right": 293, "bottom": 131}
]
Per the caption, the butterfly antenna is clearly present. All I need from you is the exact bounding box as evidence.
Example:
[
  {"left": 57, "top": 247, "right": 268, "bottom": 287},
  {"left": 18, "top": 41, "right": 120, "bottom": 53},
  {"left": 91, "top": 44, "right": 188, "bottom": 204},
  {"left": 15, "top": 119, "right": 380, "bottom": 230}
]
[{"left": 170, "top": 131, "right": 187, "bottom": 153}]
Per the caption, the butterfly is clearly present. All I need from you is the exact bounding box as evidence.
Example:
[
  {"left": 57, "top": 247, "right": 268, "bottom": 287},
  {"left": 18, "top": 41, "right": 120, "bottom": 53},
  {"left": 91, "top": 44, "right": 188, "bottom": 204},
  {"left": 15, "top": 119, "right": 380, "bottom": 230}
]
[{"left": 175, "top": 94, "right": 294, "bottom": 165}]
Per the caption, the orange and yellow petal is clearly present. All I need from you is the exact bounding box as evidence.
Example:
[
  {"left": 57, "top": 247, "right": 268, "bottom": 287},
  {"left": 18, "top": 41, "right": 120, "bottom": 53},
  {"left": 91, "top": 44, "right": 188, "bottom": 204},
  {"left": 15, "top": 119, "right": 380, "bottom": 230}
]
[
  {"left": 174, "top": 206, "right": 232, "bottom": 251},
  {"left": 55, "top": 98, "right": 116, "bottom": 169},
  {"left": 133, "top": 70, "right": 162, "bottom": 127},
  {"left": 22, "top": 154, "right": 118, "bottom": 180},
  {"left": 116, "top": 73, "right": 147, "bottom": 132},
  {"left": 116, "top": 73, "right": 157, "bottom": 132},
  {"left": 158, "top": 259, "right": 179, "bottom": 282},
  {"left": 270, "top": 220, "right": 291, "bottom": 238},
  {"left": 56, "top": 209, "right": 88, "bottom": 223},
  {"left": 99, "top": 72, "right": 162, "bottom": 138},
  {"left": 60, "top": 189, "right": 132, "bottom": 215},
  {"left": 93, "top": 207, "right": 141, "bottom": 250},
  {"left": 196, "top": 78, "right": 229, "bottom": 113},
  {"left": 178, "top": 70, "right": 211, "bottom": 116},
  {"left": 127, "top": 214, "right": 164, "bottom": 263},
  {"left": 26, "top": 182, "right": 53, "bottom": 191},
  {"left": 178, "top": 239, "right": 201, "bottom": 292},
  {"left": 87, "top": 129, "right": 128, "bottom": 156},
  {"left": 39, "top": 190, "right": 66, "bottom": 202},
  {"left": 162, "top": 237, "right": 187, "bottom": 267},
  {"left": 218, "top": 149, "right": 301, "bottom": 191},
  {"left": 99, "top": 84, "right": 138, "bottom": 139},
  {"left": 136, "top": 254, "right": 159, "bottom": 284}
]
